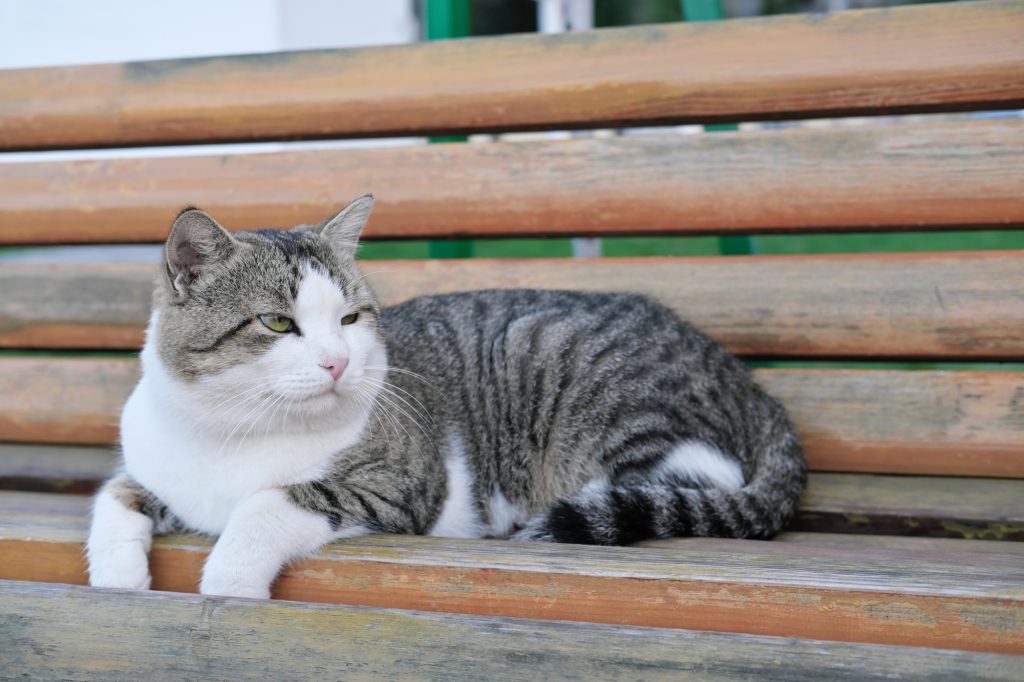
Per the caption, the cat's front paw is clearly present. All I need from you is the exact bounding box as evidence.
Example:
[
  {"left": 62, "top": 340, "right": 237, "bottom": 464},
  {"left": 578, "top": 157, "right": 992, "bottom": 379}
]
[
  {"left": 87, "top": 542, "right": 152, "bottom": 590},
  {"left": 199, "top": 575, "right": 271, "bottom": 599},
  {"left": 200, "top": 559, "right": 271, "bottom": 599}
]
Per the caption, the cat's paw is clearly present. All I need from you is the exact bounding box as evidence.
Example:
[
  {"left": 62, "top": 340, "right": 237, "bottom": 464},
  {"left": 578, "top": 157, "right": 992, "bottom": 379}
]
[
  {"left": 200, "top": 560, "right": 272, "bottom": 599},
  {"left": 87, "top": 541, "right": 152, "bottom": 590},
  {"left": 199, "top": 575, "right": 271, "bottom": 599}
]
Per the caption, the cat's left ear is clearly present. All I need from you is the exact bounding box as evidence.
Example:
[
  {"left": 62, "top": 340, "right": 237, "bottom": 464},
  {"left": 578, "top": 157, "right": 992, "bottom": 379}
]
[{"left": 319, "top": 194, "right": 374, "bottom": 257}]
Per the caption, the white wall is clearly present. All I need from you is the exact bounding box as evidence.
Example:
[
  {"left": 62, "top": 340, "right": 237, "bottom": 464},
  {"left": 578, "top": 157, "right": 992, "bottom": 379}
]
[
  {"left": 0, "top": 0, "right": 416, "bottom": 69},
  {"left": 0, "top": 0, "right": 419, "bottom": 263}
]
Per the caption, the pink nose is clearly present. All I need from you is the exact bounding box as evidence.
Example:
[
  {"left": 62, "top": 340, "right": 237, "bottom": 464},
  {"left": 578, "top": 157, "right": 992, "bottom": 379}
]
[{"left": 320, "top": 357, "right": 349, "bottom": 381}]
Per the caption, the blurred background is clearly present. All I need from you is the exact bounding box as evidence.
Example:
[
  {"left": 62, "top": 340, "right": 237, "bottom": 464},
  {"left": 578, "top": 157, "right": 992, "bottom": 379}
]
[{"left": 0, "top": 0, "right": 1021, "bottom": 266}]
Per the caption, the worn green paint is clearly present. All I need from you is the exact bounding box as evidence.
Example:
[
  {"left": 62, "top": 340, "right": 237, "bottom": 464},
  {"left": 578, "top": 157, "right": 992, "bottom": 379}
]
[
  {"left": 426, "top": 0, "right": 474, "bottom": 260},
  {"left": 425, "top": 0, "right": 469, "bottom": 41},
  {"left": 682, "top": 0, "right": 725, "bottom": 22}
]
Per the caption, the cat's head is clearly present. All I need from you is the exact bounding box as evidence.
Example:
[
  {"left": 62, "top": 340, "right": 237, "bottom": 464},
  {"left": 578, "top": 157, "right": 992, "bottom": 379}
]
[{"left": 147, "top": 195, "right": 386, "bottom": 432}]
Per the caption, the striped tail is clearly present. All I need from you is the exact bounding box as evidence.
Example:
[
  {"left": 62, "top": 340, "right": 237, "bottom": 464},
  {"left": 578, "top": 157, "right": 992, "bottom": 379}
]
[{"left": 514, "top": 420, "right": 807, "bottom": 545}]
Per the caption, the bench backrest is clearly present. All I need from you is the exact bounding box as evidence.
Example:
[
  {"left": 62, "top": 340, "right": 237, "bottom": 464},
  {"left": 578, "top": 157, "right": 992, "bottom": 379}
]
[{"left": 0, "top": 0, "right": 1022, "bottom": 535}]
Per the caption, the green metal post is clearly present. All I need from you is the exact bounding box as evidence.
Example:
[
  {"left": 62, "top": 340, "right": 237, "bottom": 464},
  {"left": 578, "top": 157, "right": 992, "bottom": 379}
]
[
  {"left": 681, "top": 0, "right": 754, "bottom": 256},
  {"left": 425, "top": 0, "right": 474, "bottom": 259}
]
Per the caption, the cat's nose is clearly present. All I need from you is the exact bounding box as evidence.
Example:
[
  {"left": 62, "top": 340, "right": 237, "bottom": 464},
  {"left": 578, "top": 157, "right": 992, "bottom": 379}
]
[{"left": 320, "top": 357, "right": 349, "bottom": 381}]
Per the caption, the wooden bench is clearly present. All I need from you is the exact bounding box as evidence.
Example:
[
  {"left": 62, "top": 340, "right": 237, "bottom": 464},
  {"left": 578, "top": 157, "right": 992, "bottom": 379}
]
[{"left": 1, "top": 0, "right": 1023, "bottom": 676}]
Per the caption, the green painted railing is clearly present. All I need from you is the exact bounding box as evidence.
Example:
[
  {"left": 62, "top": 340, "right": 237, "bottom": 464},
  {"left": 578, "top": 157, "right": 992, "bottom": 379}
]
[{"left": 425, "top": 0, "right": 474, "bottom": 260}]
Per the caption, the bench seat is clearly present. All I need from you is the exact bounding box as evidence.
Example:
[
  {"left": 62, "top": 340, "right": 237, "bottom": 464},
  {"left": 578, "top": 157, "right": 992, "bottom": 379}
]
[
  {"left": 4, "top": 580, "right": 1022, "bottom": 681},
  {"left": 1, "top": 490, "right": 1022, "bottom": 654}
]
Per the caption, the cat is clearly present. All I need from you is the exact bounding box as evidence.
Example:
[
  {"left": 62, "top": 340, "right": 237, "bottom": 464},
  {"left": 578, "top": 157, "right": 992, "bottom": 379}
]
[{"left": 87, "top": 195, "right": 807, "bottom": 599}]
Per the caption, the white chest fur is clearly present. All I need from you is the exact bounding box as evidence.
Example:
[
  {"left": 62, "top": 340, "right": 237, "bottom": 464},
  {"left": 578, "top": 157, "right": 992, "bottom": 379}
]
[{"left": 121, "top": 352, "right": 365, "bottom": 535}]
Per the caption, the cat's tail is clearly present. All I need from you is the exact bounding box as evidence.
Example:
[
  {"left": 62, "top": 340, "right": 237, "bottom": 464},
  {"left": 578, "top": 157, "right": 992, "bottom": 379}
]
[{"left": 513, "top": 411, "right": 807, "bottom": 545}]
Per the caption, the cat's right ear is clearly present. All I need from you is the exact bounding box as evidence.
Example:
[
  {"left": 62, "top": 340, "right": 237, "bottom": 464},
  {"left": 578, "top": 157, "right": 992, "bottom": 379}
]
[
  {"left": 319, "top": 194, "right": 374, "bottom": 257},
  {"left": 164, "top": 208, "right": 237, "bottom": 296}
]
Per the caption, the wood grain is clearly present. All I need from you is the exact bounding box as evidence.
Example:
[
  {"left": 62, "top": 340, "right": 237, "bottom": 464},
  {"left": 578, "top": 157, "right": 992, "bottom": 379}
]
[
  {"left": 1, "top": 1, "right": 1021, "bottom": 150},
  {"left": 4, "top": 251, "right": 1024, "bottom": 361},
  {"left": 0, "top": 358, "right": 135, "bottom": 446},
  {"left": 2, "top": 120, "right": 1023, "bottom": 244},
  {"left": 4, "top": 582, "right": 1022, "bottom": 681},
  {"left": 2, "top": 357, "right": 1020, "bottom": 477},
  {"left": 1, "top": 493, "right": 1021, "bottom": 654}
]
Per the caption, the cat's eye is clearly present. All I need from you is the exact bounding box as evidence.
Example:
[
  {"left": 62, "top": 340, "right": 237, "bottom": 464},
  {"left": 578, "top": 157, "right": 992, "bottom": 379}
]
[
  {"left": 340, "top": 312, "right": 359, "bottom": 326},
  {"left": 258, "top": 314, "right": 295, "bottom": 333}
]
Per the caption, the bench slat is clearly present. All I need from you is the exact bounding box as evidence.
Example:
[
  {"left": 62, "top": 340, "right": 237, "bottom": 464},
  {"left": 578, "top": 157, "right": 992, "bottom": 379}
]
[
  {"left": 0, "top": 494, "right": 1021, "bottom": 654},
  {"left": 0, "top": 444, "right": 114, "bottom": 494},
  {"left": 1, "top": 358, "right": 1020, "bottom": 478},
  {"left": 4, "top": 251, "right": 1024, "bottom": 360},
  {"left": 1, "top": 1, "right": 1021, "bottom": 150},
  {"left": 5, "top": 447, "right": 1018, "bottom": 538},
  {"left": 797, "top": 474, "right": 1023, "bottom": 541},
  {"left": 4, "top": 581, "right": 1021, "bottom": 680},
  {"left": 3, "top": 120, "right": 1023, "bottom": 245}
]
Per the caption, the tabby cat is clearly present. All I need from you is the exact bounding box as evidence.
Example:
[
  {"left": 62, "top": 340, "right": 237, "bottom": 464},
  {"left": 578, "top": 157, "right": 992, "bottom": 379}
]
[{"left": 87, "top": 195, "right": 806, "bottom": 598}]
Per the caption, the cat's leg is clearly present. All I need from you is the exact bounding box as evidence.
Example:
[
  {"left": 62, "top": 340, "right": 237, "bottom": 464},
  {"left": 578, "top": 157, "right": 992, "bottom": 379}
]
[
  {"left": 199, "top": 477, "right": 415, "bottom": 599},
  {"left": 199, "top": 488, "right": 340, "bottom": 599},
  {"left": 87, "top": 472, "right": 178, "bottom": 589}
]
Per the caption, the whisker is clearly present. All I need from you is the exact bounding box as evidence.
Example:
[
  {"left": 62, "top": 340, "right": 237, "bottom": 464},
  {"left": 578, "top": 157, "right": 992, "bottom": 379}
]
[
  {"left": 363, "top": 365, "right": 444, "bottom": 395},
  {"left": 363, "top": 378, "right": 435, "bottom": 431}
]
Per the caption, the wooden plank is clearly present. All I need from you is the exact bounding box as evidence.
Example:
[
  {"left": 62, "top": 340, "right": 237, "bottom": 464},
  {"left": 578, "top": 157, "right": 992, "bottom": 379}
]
[
  {"left": 766, "top": 369, "right": 1024, "bottom": 478},
  {"left": 0, "top": 357, "right": 134, "bottom": 446},
  {"left": 649, "top": 532, "right": 1024, "bottom": 557},
  {"left": 0, "top": 444, "right": 116, "bottom": 494},
  {"left": 0, "top": 1, "right": 1021, "bottom": 150},
  {"left": 2, "top": 443, "right": 1020, "bottom": 538},
  {"left": 1, "top": 358, "right": 1020, "bottom": 478},
  {"left": 4, "top": 251, "right": 1024, "bottom": 361},
  {"left": 797, "top": 474, "right": 1024, "bottom": 541},
  {"left": 0, "top": 493, "right": 1022, "bottom": 654},
  {"left": 4, "top": 583, "right": 1021, "bottom": 681},
  {"left": 2, "top": 120, "right": 1023, "bottom": 245}
]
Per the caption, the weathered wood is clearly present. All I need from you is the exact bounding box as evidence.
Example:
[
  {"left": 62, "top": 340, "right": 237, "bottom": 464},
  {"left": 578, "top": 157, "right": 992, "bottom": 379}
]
[
  {"left": 766, "top": 369, "right": 1024, "bottom": 478},
  {"left": 1, "top": 1, "right": 1021, "bottom": 150},
  {"left": 0, "top": 493, "right": 1021, "bottom": 654},
  {"left": 2, "top": 358, "right": 1020, "bottom": 477},
  {"left": 5, "top": 251, "right": 1024, "bottom": 361},
  {"left": 0, "top": 357, "right": 134, "bottom": 445},
  {"left": 4, "top": 582, "right": 1021, "bottom": 681},
  {"left": 798, "top": 473, "right": 1024, "bottom": 541},
  {"left": 653, "top": 532, "right": 1024, "bottom": 557},
  {"left": 0, "top": 444, "right": 117, "bottom": 494},
  {"left": 2, "top": 120, "right": 1023, "bottom": 245}
]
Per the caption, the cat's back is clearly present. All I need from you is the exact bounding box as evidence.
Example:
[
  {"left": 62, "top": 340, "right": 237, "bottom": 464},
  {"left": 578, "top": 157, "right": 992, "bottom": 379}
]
[{"left": 381, "top": 289, "right": 688, "bottom": 349}]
